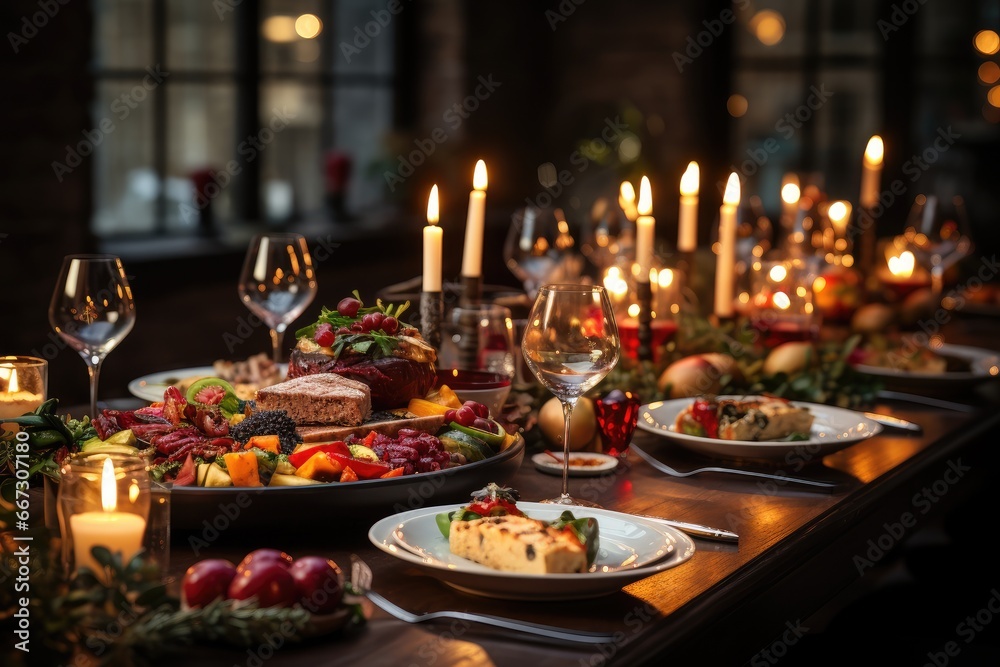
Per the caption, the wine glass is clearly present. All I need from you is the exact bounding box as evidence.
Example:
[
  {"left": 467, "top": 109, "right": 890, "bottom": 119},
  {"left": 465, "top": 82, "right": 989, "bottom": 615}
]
[
  {"left": 436, "top": 304, "right": 517, "bottom": 419},
  {"left": 902, "top": 194, "right": 975, "bottom": 297},
  {"left": 521, "top": 284, "right": 620, "bottom": 506},
  {"left": 503, "top": 206, "right": 585, "bottom": 301},
  {"left": 49, "top": 254, "right": 136, "bottom": 418},
  {"left": 238, "top": 233, "right": 317, "bottom": 364}
]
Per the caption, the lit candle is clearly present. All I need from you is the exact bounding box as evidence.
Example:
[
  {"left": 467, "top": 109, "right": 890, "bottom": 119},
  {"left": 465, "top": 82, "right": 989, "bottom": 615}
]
[
  {"left": 619, "top": 181, "right": 637, "bottom": 222},
  {"left": 715, "top": 172, "right": 741, "bottom": 318},
  {"left": 423, "top": 184, "right": 442, "bottom": 292},
  {"left": 780, "top": 175, "right": 800, "bottom": 231},
  {"left": 461, "top": 160, "right": 488, "bottom": 278},
  {"left": 0, "top": 368, "right": 44, "bottom": 420},
  {"left": 678, "top": 162, "right": 699, "bottom": 252},
  {"left": 69, "top": 457, "right": 146, "bottom": 581},
  {"left": 860, "top": 135, "right": 883, "bottom": 208},
  {"left": 635, "top": 175, "right": 655, "bottom": 282}
]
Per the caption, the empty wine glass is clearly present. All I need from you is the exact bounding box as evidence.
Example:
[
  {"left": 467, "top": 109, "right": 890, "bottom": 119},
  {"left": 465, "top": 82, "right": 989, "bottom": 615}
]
[
  {"left": 238, "top": 233, "right": 317, "bottom": 363},
  {"left": 902, "top": 194, "right": 975, "bottom": 297},
  {"left": 49, "top": 254, "right": 136, "bottom": 417},
  {"left": 521, "top": 284, "right": 620, "bottom": 506},
  {"left": 503, "top": 206, "right": 585, "bottom": 301}
]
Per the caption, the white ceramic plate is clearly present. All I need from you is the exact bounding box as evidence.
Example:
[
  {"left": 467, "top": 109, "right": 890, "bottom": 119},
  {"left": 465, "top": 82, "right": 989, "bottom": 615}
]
[
  {"left": 531, "top": 452, "right": 620, "bottom": 477},
  {"left": 636, "top": 396, "right": 883, "bottom": 461},
  {"left": 128, "top": 365, "right": 287, "bottom": 402},
  {"left": 368, "top": 502, "right": 696, "bottom": 600},
  {"left": 854, "top": 343, "right": 1000, "bottom": 385}
]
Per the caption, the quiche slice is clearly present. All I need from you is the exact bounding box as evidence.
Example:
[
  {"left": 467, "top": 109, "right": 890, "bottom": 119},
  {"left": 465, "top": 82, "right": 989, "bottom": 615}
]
[
  {"left": 676, "top": 396, "right": 814, "bottom": 441},
  {"left": 448, "top": 515, "right": 589, "bottom": 574}
]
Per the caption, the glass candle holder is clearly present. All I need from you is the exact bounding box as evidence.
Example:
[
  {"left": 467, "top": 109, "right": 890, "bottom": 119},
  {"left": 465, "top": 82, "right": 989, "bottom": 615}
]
[
  {"left": 594, "top": 389, "right": 641, "bottom": 459},
  {"left": 749, "top": 256, "right": 821, "bottom": 349},
  {"left": 0, "top": 356, "right": 47, "bottom": 420},
  {"left": 56, "top": 452, "right": 170, "bottom": 582}
]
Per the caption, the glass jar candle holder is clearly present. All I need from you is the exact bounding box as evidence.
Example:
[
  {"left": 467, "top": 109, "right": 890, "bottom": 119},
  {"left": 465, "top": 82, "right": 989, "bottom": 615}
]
[
  {"left": 0, "top": 356, "right": 47, "bottom": 420},
  {"left": 56, "top": 452, "right": 170, "bottom": 582},
  {"left": 749, "top": 256, "right": 821, "bottom": 349}
]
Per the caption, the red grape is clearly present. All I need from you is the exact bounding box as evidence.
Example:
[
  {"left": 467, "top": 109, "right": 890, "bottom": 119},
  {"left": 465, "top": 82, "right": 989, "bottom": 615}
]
[
  {"left": 314, "top": 323, "right": 335, "bottom": 347},
  {"left": 381, "top": 316, "right": 399, "bottom": 334},
  {"left": 443, "top": 409, "right": 457, "bottom": 424},
  {"left": 455, "top": 405, "right": 477, "bottom": 426},
  {"left": 464, "top": 401, "right": 489, "bottom": 419},
  {"left": 337, "top": 297, "right": 361, "bottom": 317}
]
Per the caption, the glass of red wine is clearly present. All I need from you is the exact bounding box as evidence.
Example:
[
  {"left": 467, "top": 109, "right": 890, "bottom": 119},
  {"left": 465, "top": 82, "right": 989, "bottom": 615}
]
[
  {"left": 436, "top": 304, "right": 516, "bottom": 419},
  {"left": 594, "top": 389, "right": 641, "bottom": 459}
]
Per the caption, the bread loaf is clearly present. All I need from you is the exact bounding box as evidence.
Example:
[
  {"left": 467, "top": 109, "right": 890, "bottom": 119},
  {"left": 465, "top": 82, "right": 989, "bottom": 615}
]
[{"left": 255, "top": 373, "right": 371, "bottom": 426}]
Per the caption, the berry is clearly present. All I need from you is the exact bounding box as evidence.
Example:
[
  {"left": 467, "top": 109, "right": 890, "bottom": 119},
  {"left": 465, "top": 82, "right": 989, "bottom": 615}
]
[
  {"left": 337, "top": 297, "right": 361, "bottom": 318},
  {"left": 336, "top": 326, "right": 350, "bottom": 335},
  {"left": 314, "top": 323, "right": 335, "bottom": 347},
  {"left": 361, "top": 312, "right": 384, "bottom": 332},
  {"left": 455, "top": 406, "right": 477, "bottom": 427},
  {"left": 381, "top": 316, "right": 399, "bottom": 334},
  {"left": 443, "top": 409, "right": 457, "bottom": 424},
  {"left": 464, "top": 400, "right": 489, "bottom": 419}
]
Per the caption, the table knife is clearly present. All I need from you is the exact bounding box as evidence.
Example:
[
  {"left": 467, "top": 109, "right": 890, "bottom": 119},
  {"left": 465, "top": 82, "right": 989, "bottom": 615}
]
[
  {"left": 862, "top": 411, "right": 922, "bottom": 434},
  {"left": 633, "top": 514, "right": 739, "bottom": 543}
]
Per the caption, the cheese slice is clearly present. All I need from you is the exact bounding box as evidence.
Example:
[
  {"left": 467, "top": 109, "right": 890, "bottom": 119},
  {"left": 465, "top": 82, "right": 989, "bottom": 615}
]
[{"left": 448, "top": 515, "right": 588, "bottom": 574}]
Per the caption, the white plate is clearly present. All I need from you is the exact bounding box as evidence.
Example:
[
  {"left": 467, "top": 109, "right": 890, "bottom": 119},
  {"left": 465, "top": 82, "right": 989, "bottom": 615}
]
[
  {"left": 531, "top": 452, "right": 620, "bottom": 477},
  {"left": 368, "top": 502, "right": 696, "bottom": 600},
  {"left": 854, "top": 343, "right": 1000, "bottom": 385},
  {"left": 636, "top": 395, "right": 882, "bottom": 461},
  {"left": 128, "top": 365, "right": 287, "bottom": 402}
]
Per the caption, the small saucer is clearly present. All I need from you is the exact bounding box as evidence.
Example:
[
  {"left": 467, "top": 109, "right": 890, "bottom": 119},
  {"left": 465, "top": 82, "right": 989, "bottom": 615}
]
[{"left": 531, "top": 452, "right": 620, "bottom": 477}]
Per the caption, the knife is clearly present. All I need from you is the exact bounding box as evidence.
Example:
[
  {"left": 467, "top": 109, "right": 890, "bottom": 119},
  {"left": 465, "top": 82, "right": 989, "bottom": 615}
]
[
  {"left": 632, "top": 514, "right": 739, "bottom": 543},
  {"left": 862, "top": 411, "right": 923, "bottom": 434}
]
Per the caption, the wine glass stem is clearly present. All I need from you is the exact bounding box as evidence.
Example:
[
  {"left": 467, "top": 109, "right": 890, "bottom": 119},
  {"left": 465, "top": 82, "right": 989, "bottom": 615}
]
[
  {"left": 87, "top": 358, "right": 102, "bottom": 418},
  {"left": 270, "top": 328, "right": 285, "bottom": 364},
  {"left": 559, "top": 397, "right": 579, "bottom": 504}
]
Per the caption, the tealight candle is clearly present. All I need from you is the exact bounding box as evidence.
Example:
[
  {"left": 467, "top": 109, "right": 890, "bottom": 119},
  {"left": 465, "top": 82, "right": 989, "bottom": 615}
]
[
  {"left": 0, "top": 357, "right": 46, "bottom": 420},
  {"left": 69, "top": 457, "right": 146, "bottom": 581},
  {"left": 423, "top": 184, "right": 442, "bottom": 292},
  {"left": 461, "top": 160, "right": 488, "bottom": 279}
]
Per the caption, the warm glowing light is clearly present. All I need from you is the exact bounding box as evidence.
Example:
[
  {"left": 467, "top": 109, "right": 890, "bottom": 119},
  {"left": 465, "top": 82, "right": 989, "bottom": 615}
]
[
  {"left": 727, "top": 94, "right": 748, "bottom": 117},
  {"left": 8, "top": 369, "right": 18, "bottom": 393},
  {"left": 781, "top": 183, "right": 800, "bottom": 205},
  {"left": 828, "top": 201, "right": 848, "bottom": 225},
  {"left": 813, "top": 276, "right": 827, "bottom": 293},
  {"left": 658, "top": 268, "right": 674, "bottom": 288},
  {"left": 864, "top": 135, "right": 884, "bottom": 166},
  {"left": 980, "top": 61, "right": 1000, "bottom": 84},
  {"left": 427, "top": 185, "right": 439, "bottom": 224},
  {"left": 637, "top": 176, "right": 652, "bottom": 215},
  {"left": 603, "top": 268, "right": 629, "bottom": 300},
  {"left": 975, "top": 30, "right": 1000, "bottom": 55},
  {"left": 620, "top": 181, "right": 635, "bottom": 204},
  {"left": 473, "top": 160, "right": 488, "bottom": 190},
  {"left": 772, "top": 292, "right": 791, "bottom": 310},
  {"left": 295, "top": 14, "right": 322, "bottom": 39},
  {"left": 750, "top": 10, "right": 786, "bottom": 46},
  {"left": 262, "top": 16, "right": 297, "bottom": 43},
  {"left": 769, "top": 264, "right": 788, "bottom": 282},
  {"left": 723, "top": 173, "right": 740, "bottom": 206},
  {"left": 627, "top": 303, "right": 641, "bottom": 318},
  {"left": 888, "top": 250, "right": 916, "bottom": 278},
  {"left": 101, "top": 458, "right": 117, "bottom": 512},
  {"left": 680, "top": 162, "right": 700, "bottom": 196},
  {"left": 988, "top": 85, "right": 1000, "bottom": 107}
]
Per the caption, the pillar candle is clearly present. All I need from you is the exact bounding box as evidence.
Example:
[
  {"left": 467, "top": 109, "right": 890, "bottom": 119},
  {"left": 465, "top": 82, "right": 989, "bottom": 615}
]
[
  {"left": 715, "top": 173, "right": 740, "bottom": 318},
  {"left": 461, "top": 160, "right": 488, "bottom": 278},
  {"left": 635, "top": 175, "right": 655, "bottom": 283},
  {"left": 860, "top": 135, "right": 883, "bottom": 208},
  {"left": 423, "top": 184, "right": 442, "bottom": 292},
  {"left": 678, "top": 162, "right": 699, "bottom": 252}
]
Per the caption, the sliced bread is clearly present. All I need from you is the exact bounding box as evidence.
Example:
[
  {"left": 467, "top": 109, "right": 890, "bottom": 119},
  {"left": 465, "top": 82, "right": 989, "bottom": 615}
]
[{"left": 255, "top": 373, "right": 372, "bottom": 426}]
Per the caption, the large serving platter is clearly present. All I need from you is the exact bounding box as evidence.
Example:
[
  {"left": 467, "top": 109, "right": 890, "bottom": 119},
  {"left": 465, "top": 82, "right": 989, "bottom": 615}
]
[
  {"left": 637, "top": 396, "right": 882, "bottom": 461},
  {"left": 368, "top": 502, "right": 696, "bottom": 600},
  {"left": 853, "top": 343, "right": 999, "bottom": 390},
  {"left": 167, "top": 436, "right": 525, "bottom": 531}
]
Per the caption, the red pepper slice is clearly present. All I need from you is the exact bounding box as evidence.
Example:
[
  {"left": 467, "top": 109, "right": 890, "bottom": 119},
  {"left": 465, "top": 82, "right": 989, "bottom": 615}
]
[
  {"left": 691, "top": 399, "right": 719, "bottom": 439},
  {"left": 467, "top": 499, "right": 524, "bottom": 517},
  {"left": 324, "top": 452, "right": 392, "bottom": 480},
  {"left": 288, "top": 441, "right": 351, "bottom": 468}
]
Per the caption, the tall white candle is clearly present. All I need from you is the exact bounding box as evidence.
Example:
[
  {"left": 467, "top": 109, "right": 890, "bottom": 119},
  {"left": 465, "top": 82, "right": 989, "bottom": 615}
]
[
  {"left": 860, "top": 135, "right": 883, "bottom": 208},
  {"left": 715, "top": 173, "right": 741, "bottom": 318},
  {"left": 461, "top": 160, "right": 488, "bottom": 278},
  {"left": 635, "top": 175, "right": 655, "bottom": 283},
  {"left": 69, "top": 457, "right": 146, "bottom": 581},
  {"left": 678, "top": 162, "right": 699, "bottom": 252},
  {"left": 423, "top": 185, "right": 442, "bottom": 292}
]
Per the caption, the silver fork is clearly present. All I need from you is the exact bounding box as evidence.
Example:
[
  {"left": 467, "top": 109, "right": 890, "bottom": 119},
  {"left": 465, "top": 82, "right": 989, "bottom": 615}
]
[
  {"left": 349, "top": 555, "right": 617, "bottom": 644},
  {"left": 630, "top": 443, "right": 838, "bottom": 490}
]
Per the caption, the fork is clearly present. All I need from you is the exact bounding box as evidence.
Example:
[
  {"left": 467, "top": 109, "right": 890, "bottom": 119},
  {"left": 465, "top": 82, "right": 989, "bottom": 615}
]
[
  {"left": 630, "top": 443, "right": 839, "bottom": 490},
  {"left": 349, "top": 555, "right": 617, "bottom": 644}
]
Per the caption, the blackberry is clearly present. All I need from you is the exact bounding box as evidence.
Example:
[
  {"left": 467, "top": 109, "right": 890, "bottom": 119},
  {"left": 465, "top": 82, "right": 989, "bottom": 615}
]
[{"left": 230, "top": 409, "right": 301, "bottom": 455}]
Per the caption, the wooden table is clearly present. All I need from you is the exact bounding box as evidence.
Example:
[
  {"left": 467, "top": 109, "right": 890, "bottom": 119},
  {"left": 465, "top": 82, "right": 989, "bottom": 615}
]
[{"left": 159, "top": 382, "right": 1000, "bottom": 666}]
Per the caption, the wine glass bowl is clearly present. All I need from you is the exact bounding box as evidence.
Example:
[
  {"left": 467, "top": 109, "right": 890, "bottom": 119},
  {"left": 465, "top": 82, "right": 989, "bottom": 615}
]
[
  {"left": 503, "top": 206, "right": 585, "bottom": 301},
  {"left": 521, "top": 284, "right": 620, "bottom": 506},
  {"left": 436, "top": 303, "right": 517, "bottom": 419},
  {"left": 49, "top": 254, "right": 136, "bottom": 418},
  {"left": 902, "top": 194, "right": 975, "bottom": 297},
  {"left": 238, "top": 233, "right": 317, "bottom": 363}
]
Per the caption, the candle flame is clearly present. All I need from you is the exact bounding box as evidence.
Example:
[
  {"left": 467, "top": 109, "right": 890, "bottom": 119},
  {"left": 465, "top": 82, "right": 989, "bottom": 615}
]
[
  {"left": 627, "top": 303, "right": 640, "bottom": 318},
  {"left": 828, "top": 201, "right": 849, "bottom": 225},
  {"left": 773, "top": 291, "right": 791, "bottom": 310},
  {"left": 888, "top": 250, "right": 915, "bottom": 278},
  {"left": 680, "top": 162, "right": 699, "bottom": 196},
  {"left": 619, "top": 181, "right": 635, "bottom": 203},
  {"left": 637, "top": 176, "right": 652, "bottom": 215},
  {"left": 658, "top": 268, "right": 674, "bottom": 288},
  {"left": 864, "top": 135, "right": 884, "bottom": 166},
  {"left": 8, "top": 369, "right": 18, "bottom": 393},
  {"left": 101, "top": 457, "right": 117, "bottom": 512},
  {"left": 473, "top": 160, "right": 488, "bottom": 191},
  {"left": 427, "top": 184, "right": 439, "bottom": 224},
  {"left": 768, "top": 264, "right": 788, "bottom": 282},
  {"left": 723, "top": 173, "right": 740, "bottom": 206},
  {"left": 781, "top": 182, "right": 800, "bottom": 205}
]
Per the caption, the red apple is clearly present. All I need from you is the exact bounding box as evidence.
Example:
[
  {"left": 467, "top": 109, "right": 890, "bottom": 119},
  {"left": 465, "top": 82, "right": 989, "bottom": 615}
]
[
  {"left": 236, "top": 548, "right": 293, "bottom": 573},
  {"left": 289, "top": 556, "right": 345, "bottom": 615},
  {"left": 227, "top": 560, "right": 298, "bottom": 608},
  {"left": 181, "top": 558, "right": 237, "bottom": 609}
]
